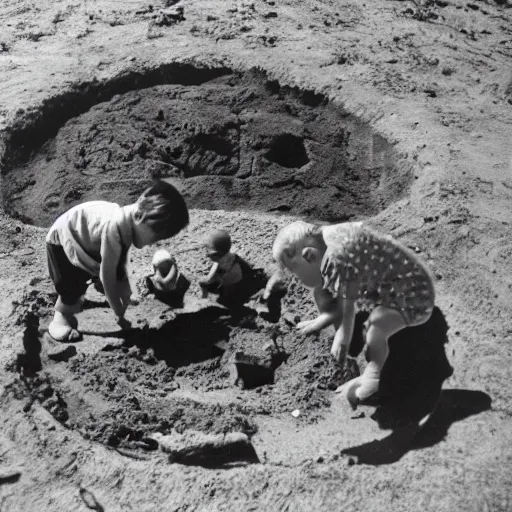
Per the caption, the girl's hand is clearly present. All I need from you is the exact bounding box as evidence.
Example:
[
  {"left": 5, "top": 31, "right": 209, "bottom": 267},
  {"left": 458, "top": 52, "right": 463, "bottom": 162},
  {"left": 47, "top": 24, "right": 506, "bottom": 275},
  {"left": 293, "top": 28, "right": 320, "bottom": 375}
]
[
  {"left": 263, "top": 272, "right": 287, "bottom": 300},
  {"left": 330, "top": 339, "right": 348, "bottom": 365},
  {"left": 296, "top": 312, "right": 334, "bottom": 335},
  {"left": 297, "top": 317, "right": 324, "bottom": 335},
  {"left": 330, "top": 342, "right": 347, "bottom": 364}
]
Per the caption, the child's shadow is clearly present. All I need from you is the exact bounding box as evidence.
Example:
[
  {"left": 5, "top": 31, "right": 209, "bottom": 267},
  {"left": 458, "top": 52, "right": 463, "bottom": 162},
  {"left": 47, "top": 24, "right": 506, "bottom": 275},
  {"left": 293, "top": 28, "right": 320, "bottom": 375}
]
[{"left": 342, "top": 307, "right": 492, "bottom": 465}]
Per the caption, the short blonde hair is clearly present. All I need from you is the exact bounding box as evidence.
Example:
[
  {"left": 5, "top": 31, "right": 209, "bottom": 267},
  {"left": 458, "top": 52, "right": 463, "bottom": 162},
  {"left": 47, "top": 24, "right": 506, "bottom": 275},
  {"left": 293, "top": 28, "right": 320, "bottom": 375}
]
[{"left": 272, "top": 220, "right": 322, "bottom": 265}]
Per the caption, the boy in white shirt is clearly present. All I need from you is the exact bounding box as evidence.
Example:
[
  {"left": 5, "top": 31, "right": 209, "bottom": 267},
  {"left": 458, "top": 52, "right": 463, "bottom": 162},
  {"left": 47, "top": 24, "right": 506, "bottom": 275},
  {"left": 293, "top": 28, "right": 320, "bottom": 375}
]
[{"left": 46, "top": 180, "right": 189, "bottom": 341}]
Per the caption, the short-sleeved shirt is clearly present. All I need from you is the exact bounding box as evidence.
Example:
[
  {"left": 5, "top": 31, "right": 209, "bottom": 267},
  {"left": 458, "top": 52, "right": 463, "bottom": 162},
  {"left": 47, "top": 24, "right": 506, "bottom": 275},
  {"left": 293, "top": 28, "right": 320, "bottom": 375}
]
[
  {"left": 46, "top": 201, "right": 133, "bottom": 278},
  {"left": 321, "top": 222, "right": 435, "bottom": 325}
]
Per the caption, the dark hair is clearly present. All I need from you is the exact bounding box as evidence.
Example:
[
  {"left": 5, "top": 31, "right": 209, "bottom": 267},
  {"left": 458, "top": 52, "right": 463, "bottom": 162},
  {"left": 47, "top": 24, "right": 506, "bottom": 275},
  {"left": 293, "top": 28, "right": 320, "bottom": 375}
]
[
  {"left": 208, "top": 229, "right": 232, "bottom": 255},
  {"left": 137, "top": 180, "right": 189, "bottom": 238}
]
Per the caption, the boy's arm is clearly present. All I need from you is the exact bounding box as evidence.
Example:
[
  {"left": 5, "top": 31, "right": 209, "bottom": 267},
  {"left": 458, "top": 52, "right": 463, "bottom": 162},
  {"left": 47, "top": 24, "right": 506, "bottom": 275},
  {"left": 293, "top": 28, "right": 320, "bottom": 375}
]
[{"left": 100, "top": 236, "right": 126, "bottom": 320}]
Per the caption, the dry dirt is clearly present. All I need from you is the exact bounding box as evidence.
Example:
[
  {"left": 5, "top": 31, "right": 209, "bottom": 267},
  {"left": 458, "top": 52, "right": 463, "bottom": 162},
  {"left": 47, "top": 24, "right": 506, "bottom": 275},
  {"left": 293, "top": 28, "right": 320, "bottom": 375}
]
[{"left": 1, "top": 0, "right": 512, "bottom": 511}]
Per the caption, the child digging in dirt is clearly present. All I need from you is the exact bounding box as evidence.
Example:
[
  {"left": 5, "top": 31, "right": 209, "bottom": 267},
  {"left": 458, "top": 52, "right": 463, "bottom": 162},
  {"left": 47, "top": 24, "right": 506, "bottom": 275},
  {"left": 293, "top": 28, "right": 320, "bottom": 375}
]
[
  {"left": 266, "top": 220, "right": 435, "bottom": 408},
  {"left": 146, "top": 248, "right": 190, "bottom": 306},
  {"left": 199, "top": 229, "right": 244, "bottom": 303},
  {"left": 45, "top": 180, "right": 189, "bottom": 341}
]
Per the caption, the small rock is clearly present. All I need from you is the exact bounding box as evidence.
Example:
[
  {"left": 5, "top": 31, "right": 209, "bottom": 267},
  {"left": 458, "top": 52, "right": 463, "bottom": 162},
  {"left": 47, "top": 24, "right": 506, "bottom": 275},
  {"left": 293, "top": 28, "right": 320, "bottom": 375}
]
[
  {"left": 0, "top": 468, "right": 21, "bottom": 484},
  {"left": 291, "top": 409, "right": 300, "bottom": 418},
  {"left": 347, "top": 457, "right": 356, "bottom": 466},
  {"left": 157, "top": 431, "right": 259, "bottom": 467},
  {"left": 282, "top": 312, "right": 299, "bottom": 326},
  {"left": 350, "top": 411, "right": 365, "bottom": 419},
  {"left": 133, "top": 437, "right": 159, "bottom": 451}
]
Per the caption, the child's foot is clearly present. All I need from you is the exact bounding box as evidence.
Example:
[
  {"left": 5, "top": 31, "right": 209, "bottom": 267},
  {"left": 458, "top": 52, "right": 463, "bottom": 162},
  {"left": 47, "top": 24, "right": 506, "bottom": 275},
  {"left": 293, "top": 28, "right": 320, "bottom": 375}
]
[
  {"left": 48, "top": 311, "right": 80, "bottom": 342},
  {"left": 335, "top": 375, "right": 380, "bottom": 409}
]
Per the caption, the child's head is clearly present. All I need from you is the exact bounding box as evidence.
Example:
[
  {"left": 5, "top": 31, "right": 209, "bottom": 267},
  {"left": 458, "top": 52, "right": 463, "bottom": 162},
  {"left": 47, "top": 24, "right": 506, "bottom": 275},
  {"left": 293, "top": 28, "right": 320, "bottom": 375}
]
[
  {"left": 272, "top": 220, "right": 325, "bottom": 288},
  {"left": 133, "top": 180, "right": 189, "bottom": 248},
  {"left": 205, "top": 229, "right": 231, "bottom": 261}
]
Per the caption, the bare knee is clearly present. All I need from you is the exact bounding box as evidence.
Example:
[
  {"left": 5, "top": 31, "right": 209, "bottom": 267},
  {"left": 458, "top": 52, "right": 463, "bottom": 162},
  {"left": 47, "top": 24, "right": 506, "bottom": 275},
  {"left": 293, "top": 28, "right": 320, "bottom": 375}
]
[{"left": 367, "top": 306, "right": 406, "bottom": 338}]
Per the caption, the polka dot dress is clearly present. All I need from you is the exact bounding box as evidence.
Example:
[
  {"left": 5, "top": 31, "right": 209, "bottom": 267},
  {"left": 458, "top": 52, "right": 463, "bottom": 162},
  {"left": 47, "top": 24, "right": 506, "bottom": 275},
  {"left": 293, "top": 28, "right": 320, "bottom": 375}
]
[{"left": 321, "top": 222, "right": 435, "bottom": 325}]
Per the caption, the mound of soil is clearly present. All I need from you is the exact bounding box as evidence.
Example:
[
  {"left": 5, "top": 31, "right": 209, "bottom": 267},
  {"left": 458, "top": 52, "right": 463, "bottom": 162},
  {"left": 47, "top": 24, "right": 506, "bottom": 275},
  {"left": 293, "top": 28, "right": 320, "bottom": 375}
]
[
  {"left": 14, "top": 287, "right": 364, "bottom": 452},
  {"left": 3, "top": 71, "right": 412, "bottom": 227}
]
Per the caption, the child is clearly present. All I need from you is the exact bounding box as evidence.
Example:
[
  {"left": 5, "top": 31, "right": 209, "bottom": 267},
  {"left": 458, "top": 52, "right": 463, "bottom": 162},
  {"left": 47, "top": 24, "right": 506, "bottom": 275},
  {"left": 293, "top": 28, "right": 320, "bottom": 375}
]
[
  {"left": 199, "top": 229, "right": 243, "bottom": 302},
  {"left": 46, "top": 180, "right": 189, "bottom": 341},
  {"left": 146, "top": 248, "right": 190, "bottom": 305},
  {"left": 266, "top": 220, "right": 435, "bottom": 407}
]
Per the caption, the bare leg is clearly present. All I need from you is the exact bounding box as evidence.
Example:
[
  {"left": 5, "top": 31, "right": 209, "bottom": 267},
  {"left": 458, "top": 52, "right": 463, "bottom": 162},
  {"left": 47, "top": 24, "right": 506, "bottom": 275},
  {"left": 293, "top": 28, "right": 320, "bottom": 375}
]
[
  {"left": 48, "top": 297, "right": 82, "bottom": 341},
  {"left": 337, "top": 306, "right": 406, "bottom": 408}
]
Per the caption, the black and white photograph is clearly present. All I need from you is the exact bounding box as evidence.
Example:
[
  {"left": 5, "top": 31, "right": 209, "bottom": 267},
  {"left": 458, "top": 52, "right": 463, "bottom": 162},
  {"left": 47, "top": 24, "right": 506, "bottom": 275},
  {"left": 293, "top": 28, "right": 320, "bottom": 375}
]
[{"left": 0, "top": 0, "right": 511, "bottom": 510}]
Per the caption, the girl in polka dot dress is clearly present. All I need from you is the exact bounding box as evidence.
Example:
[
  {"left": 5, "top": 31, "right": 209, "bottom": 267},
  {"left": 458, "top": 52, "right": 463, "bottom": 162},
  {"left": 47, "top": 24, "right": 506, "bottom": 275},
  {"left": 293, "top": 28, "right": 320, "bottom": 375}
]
[{"left": 267, "top": 220, "right": 435, "bottom": 408}]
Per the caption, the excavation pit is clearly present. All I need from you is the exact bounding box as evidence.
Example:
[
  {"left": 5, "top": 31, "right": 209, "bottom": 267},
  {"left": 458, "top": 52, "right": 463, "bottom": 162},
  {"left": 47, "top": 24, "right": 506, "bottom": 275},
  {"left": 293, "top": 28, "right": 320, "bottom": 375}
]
[{"left": 1, "top": 68, "right": 412, "bottom": 226}]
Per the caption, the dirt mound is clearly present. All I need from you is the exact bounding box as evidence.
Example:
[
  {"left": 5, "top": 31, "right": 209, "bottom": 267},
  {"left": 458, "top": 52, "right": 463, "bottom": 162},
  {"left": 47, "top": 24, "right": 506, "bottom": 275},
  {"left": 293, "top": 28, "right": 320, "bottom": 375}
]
[
  {"left": 13, "top": 288, "right": 363, "bottom": 453},
  {"left": 3, "top": 70, "right": 412, "bottom": 227},
  {"left": 12, "top": 280, "right": 452, "bottom": 457}
]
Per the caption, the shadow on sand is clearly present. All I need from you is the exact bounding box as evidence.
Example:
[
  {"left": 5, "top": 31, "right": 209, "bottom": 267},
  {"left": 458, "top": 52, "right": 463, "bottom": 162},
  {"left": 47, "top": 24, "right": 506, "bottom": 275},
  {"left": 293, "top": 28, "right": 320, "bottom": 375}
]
[{"left": 341, "top": 307, "right": 492, "bottom": 465}]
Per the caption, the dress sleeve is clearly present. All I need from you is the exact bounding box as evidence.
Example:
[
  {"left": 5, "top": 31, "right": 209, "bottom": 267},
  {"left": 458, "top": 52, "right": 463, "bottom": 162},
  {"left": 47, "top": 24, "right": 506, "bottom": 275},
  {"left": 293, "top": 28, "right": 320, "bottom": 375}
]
[{"left": 320, "top": 224, "right": 362, "bottom": 300}]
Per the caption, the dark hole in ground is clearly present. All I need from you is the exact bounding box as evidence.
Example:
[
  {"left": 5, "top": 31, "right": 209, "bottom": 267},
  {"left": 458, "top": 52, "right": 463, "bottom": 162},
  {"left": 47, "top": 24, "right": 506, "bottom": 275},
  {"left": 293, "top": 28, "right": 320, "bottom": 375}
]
[
  {"left": 264, "top": 133, "right": 309, "bottom": 169},
  {"left": 124, "top": 306, "right": 231, "bottom": 368},
  {"left": 1, "top": 68, "right": 413, "bottom": 226}
]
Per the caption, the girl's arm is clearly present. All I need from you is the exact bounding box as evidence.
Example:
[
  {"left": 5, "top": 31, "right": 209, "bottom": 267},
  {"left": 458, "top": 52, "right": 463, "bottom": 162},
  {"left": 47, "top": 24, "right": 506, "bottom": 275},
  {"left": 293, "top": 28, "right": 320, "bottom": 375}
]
[
  {"left": 331, "top": 283, "right": 358, "bottom": 363},
  {"left": 297, "top": 286, "right": 342, "bottom": 335},
  {"left": 263, "top": 264, "right": 287, "bottom": 299}
]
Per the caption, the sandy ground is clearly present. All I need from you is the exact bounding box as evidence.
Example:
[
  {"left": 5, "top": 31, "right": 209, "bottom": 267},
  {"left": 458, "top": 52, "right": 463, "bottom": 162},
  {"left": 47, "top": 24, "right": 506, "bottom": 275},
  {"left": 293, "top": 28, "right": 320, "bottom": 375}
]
[{"left": 1, "top": 0, "right": 512, "bottom": 511}]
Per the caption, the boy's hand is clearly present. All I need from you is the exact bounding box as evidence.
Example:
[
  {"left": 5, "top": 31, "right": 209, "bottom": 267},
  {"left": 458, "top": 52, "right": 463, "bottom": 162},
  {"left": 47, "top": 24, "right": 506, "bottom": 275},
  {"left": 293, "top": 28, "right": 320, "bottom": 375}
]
[{"left": 118, "top": 278, "right": 133, "bottom": 308}]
